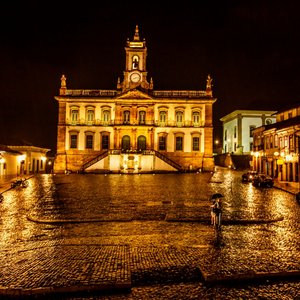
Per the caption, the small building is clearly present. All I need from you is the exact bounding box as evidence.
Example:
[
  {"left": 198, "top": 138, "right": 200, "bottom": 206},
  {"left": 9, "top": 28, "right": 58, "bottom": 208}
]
[
  {"left": 220, "top": 110, "right": 276, "bottom": 154},
  {"left": 54, "top": 26, "right": 216, "bottom": 174},
  {"left": 0, "top": 145, "right": 51, "bottom": 176},
  {"left": 252, "top": 104, "right": 300, "bottom": 182}
]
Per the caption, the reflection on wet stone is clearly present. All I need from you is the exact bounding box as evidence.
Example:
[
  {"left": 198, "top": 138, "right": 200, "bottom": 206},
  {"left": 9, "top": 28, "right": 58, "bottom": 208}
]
[{"left": 1, "top": 170, "right": 300, "bottom": 299}]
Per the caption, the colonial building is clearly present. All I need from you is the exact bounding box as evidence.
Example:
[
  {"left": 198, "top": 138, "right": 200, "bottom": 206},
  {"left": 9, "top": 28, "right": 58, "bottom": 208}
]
[
  {"left": 0, "top": 145, "right": 50, "bottom": 176},
  {"left": 252, "top": 104, "right": 300, "bottom": 182},
  {"left": 54, "top": 26, "right": 216, "bottom": 174},
  {"left": 220, "top": 110, "right": 276, "bottom": 154}
]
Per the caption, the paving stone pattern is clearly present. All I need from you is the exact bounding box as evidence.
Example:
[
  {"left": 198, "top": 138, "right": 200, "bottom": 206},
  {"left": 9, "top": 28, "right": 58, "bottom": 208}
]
[{"left": 1, "top": 170, "right": 300, "bottom": 299}]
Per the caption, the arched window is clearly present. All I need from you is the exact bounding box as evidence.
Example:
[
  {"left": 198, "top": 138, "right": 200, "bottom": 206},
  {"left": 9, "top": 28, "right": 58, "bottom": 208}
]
[
  {"left": 192, "top": 111, "right": 200, "bottom": 126},
  {"left": 123, "top": 110, "right": 130, "bottom": 124},
  {"left": 175, "top": 111, "right": 184, "bottom": 126},
  {"left": 139, "top": 111, "right": 146, "bottom": 125},
  {"left": 122, "top": 135, "right": 131, "bottom": 151},
  {"left": 137, "top": 135, "right": 146, "bottom": 150},
  {"left": 103, "top": 110, "right": 110, "bottom": 124},
  {"left": 132, "top": 55, "right": 139, "bottom": 69},
  {"left": 70, "top": 107, "right": 79, "bottom": 124},
  {"left": 159, "top": 111, "right": 167, "bottom": 124},
  {"left": 86, "top": 108, "right": 94, "bottom": 124}
]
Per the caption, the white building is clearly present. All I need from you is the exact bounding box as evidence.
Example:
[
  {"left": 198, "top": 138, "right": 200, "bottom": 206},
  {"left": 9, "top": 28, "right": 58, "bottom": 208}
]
[
  {"left": 220, "top": 110, "right": 276, "bottom": 154},
  {"left": 0, "top": 145, "right": 50, "bottom": 176}
]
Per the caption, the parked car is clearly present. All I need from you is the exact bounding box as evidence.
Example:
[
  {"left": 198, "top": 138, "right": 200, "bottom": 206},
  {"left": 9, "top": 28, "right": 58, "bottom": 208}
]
[
  {"left": 252, "top": 174, "right": 274, "bottom": 188},
  {"left": 242, "top": 170, "right": 258, "bottom": 182}
]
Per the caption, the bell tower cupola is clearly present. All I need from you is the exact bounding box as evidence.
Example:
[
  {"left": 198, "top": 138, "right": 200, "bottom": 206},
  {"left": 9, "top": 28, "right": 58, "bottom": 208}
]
[{"left": 118, "top": 25, "right": 152, "bottom": 93}]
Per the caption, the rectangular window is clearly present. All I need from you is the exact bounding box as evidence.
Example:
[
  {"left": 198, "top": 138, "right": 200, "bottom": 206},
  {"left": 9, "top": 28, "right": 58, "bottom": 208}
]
[
  {"left": 289, "top": 135, "right": 293, "bottom": 149},
  {"left": 32, "top": 159, "right": 35, "bottom": 172},
  {"left": 266, "top": 136, "right": 270, "bottom": 149},
  {"left": 192, "top": 137, "right": 199, "bottom": 151},
  {"left": 70, "top": 134, "right": 78, "bottom": 149},
  {"left": 274, "top": 135, "right": 278, "bottom": 148},
  {"left": 139, "top": 111, "right": 146, "bottom": 125},
  {"left": 284, "top": 136, "right": 288, "bottom": 147},
  {"left": 86, "top": 135, "right": 93, "bottom": 149},
  {"left": 234, "top": 126, "right": 237, "bottom": 138},
  {"left": 176, "top": 136, "right": 183, "bottom": 151},
  {"left": 123, "top": 111, "right": 130, "bottom": 124},
  {"left": 279, "top": 137, "right": 283, "bottom": 148},
  {"left": 102, "top": 135, "right": 109, "bottom": 150},
  {"left": 159, "top": 136, "right": 166, "bottom": 150},
  {"left": 270, "top": 135, "right": 273, "bottom": 148}
]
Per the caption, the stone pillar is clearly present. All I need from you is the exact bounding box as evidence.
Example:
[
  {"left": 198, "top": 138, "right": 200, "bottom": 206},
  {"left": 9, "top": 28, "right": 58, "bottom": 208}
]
[
  {"left": 148, "top": 128, "right": 154, "bottom": 149},
  {"left": 132, "top": 128, "right": 137, "bottom": 149},
  {"left": 54, "top": 101, "right": 67, "bottom": 173}
]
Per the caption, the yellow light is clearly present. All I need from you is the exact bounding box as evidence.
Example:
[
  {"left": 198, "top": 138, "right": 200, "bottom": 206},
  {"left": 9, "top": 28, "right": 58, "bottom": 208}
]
[
  {"left": 285, "top": 154, "right": 292, "bottom": 162},
  {"left": 17, "top": 154, "right": 26, "bottom": 162},
  {"left": 0, "top": 157, "right": 5, "bottom": 163},
  {"left": 41, "top": 156, "right": 47, "bottom": 162}
]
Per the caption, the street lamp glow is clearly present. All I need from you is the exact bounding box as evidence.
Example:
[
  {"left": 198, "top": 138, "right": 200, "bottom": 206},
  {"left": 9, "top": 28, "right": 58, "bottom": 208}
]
[{"left": 17, "top": 154, "right": 26, "bottom": 162}]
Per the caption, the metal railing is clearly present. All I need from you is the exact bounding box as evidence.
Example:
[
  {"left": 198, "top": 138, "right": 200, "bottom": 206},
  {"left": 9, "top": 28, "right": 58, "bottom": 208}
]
[
  {"left": 65, "top": 119, "right": 205, "bottom": 127},
  {"left": 80, "top": 151, "right": 109, "bottom": 171},
  {"left": 80, "top": 149, "right": 183, "bottom": 172}
]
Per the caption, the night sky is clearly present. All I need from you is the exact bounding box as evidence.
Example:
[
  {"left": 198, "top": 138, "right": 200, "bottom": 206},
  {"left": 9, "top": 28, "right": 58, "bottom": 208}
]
[{"left": 0, "top": 1, "right": 299, "bottom": 152}]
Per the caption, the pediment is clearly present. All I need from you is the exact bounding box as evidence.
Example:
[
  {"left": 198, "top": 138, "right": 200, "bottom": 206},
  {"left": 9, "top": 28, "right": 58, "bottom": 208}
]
[{"left": 116, "top": 89, "right": 153, "bottom": 100}]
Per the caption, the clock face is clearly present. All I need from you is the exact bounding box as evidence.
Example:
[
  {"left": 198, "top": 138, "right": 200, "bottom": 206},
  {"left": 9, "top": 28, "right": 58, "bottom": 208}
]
[{"left": 130, "top": 72, "right": 141, "bottom": 83}]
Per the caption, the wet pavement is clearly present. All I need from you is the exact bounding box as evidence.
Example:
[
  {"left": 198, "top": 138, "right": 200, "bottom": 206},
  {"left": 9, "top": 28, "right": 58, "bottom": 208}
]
[{"left": 1, "top": 169, "right": 300, "bottom": 299}]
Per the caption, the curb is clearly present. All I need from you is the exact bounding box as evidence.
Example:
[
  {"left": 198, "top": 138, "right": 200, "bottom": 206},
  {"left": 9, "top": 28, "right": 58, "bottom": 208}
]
[
  {"left": 200, "top": 269, "right": 300, "bottom": 285},
  {"left": 26, "top": 215, "right": 284, "bottom": 225},
  {"left": 0, "top": 282, "right": 131, "bottom": 298}
]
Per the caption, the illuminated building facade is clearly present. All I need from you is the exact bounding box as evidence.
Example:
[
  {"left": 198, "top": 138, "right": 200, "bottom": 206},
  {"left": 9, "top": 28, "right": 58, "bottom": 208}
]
[
  {"left": 54, "top": 26, "right": 216, "bottom": 174},
  {"left": 0, "top": 145, "right": 50, "bottom": 176},
  {"left": 252, "top": 104, "right": 300, "bottom": 182},
  {"left": 221, "top": 110, "right": 276, "bottom": 154}
]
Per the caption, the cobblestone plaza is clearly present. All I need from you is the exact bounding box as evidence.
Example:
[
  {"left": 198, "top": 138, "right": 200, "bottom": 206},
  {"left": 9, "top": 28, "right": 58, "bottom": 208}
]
[{"left": 1, "top": 169, "right": 300, "bottom": 299}]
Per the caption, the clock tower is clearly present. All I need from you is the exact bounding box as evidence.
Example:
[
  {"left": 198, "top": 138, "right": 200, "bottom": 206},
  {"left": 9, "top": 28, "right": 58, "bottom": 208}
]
[{"left": 117, "top": 25, "right": 153, "bottom": 92}]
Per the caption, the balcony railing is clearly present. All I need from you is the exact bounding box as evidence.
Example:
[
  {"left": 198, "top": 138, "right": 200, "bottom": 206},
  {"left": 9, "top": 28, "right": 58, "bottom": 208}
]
[
  {"left": 64, "top": 89, "right": 208, "bottom": 98},
  {"left": 153, "top": 90, "right": 207, "bottom": 98},
  {"left": 65, "top": 119, "right": 205, "bottom": 127},
  {"left": 65, "top": 90, "right": 118, "bottom": 97}
]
